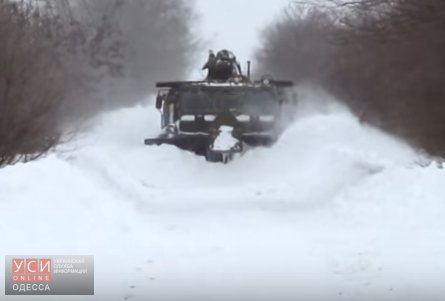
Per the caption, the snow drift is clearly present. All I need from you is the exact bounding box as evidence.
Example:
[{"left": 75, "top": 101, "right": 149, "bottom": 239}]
[{"left": 1, "top": 87, "right": 445, "bottom": 301}]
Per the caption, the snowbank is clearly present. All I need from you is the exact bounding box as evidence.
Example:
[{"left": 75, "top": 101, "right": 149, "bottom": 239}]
[{"left": 1, "top": 88, "right": 445, "bottom": 301}]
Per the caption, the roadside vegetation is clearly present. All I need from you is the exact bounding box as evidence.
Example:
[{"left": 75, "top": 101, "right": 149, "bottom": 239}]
[
  {"left": 0, "top": 0, "right": 196, "bottom": 168},
  {"left": 257, "top": 0, "right": 445, "bottom": 156}
]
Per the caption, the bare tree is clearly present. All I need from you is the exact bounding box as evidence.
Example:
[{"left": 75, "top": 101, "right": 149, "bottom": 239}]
[
  {"left": 0, "top": 0, "right": 65, "bottom": 167},
  {"left": 60, "top": 0, "right": 198, "bottom": 117},
  {"left": 329, "top": 0, "right": 445, "bottom": 154},
  {"left": 0, "top": 0, "right": 198, "bottom": 168},
  {"left": 257, "top": 0, "right": 445, "bottom": 156},
  {"left": 256, "top": 7, "right": 334, "bottom": 83}
]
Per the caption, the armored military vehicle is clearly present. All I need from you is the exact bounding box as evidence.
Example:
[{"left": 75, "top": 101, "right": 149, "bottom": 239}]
[{"left": 145, "top": 50, "right": 296, "bottom": 163}]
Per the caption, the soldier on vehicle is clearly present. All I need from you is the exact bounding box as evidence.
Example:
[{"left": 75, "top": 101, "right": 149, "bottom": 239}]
[
  {"left": 203, "top": 49, "right": 242, "bottom": 81},
  {"left": 202, "top": 50, "right": 217, "bottom": 79}
]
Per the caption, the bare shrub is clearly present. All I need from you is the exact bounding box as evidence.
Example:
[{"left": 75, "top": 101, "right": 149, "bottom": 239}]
[
  {"left": 0, "top": 0, "right": 65, "bottom": 167},
  {"left": 57, "top": 0, "right": 198, "bottom": 120},
  {"left": 0, "top": 0, "right": 197, "bottom": 168},
  {"left": 257, "top": 0, "right": 445, "bottom": 156},
  {"left": 329, "top": 0, "right": 445, "bottom": 155},
  {"left": 256, "top": 7, "right": 334, "bottom": 83}
]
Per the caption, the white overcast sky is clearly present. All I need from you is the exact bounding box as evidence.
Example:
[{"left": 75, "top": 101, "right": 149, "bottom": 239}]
[{"left": 192, "top": 0, "right": 291, "bottom": 78}]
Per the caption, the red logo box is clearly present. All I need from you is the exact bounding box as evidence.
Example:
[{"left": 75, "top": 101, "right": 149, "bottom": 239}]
[
  {"left": 12, "top": 258, "right": 52, "bottom": 283},
  {"left": 12, "top": 259, "right": 25, "bottom": 275}
]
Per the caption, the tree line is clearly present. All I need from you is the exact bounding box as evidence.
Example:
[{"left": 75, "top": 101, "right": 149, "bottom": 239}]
[
  {"left": 257, "top": 0, "right": 445, "bottom": 156},
  {"left": 0, "top": 0, "right": 196, "bottom": 167}
]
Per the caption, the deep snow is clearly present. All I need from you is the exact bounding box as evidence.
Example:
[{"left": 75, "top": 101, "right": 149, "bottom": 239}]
[{"left": 1, "top": 87, "right": 445, "bottom": 301}]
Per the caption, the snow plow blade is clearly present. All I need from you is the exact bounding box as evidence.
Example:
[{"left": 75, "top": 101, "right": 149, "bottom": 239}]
[
  {"left": 144, "top": 135, "right": 210, "bottom": 146},
  {"left": 145, "top": 134, "right": 276, "bottom": 151},
  {"left": 145, "top": 135, "right": 212, "bottom": 156}
]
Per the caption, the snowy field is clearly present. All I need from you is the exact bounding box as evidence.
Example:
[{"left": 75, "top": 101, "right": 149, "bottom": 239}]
[{"left": 1, "top": 87, "right": 445, "bottom": 301}]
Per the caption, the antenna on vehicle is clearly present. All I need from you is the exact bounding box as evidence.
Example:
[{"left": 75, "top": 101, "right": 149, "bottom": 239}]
[{"left": 247, "top": 61, "right": 251, "bottom": 80}]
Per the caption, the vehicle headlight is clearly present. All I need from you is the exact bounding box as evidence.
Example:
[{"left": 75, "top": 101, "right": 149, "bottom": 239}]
[{"left": 233, "top": 76, "right": 242, "bottom": 84}]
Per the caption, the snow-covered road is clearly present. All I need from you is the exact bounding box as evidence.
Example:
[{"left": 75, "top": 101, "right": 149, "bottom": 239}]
[{"left": 2, "top": 87, "right": 445, "bottom": 301}]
